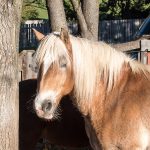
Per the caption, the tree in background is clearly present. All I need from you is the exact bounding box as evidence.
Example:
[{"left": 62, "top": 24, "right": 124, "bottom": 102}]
[
  {"left": 21, "top": 0, "right": 150, "bottom": 21},
  {"left": 100, "top": 0, "right": 150, "bottom": 20},
  {"left": 21, "top": 0, "right": 149, "bottom": 41},
  {"left": 64, "top": 0, "right": 77, "bottom": 21},
  {"left": 47, "top": 0, "right": 68, "bottom": 31},
  {"left": 47, "top": 0, "right": 99, "bottom": 41},
  {"left": 0, "top": 0, "right": 22, "bottom": 149}
]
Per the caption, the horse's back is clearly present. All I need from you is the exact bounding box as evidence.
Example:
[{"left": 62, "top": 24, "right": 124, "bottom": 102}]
[{"left": 102, "top": 71, "right": 150, "bottom": 149}]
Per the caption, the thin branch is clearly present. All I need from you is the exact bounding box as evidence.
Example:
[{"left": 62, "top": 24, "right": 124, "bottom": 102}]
[{"left": 70, "top": 0, "right": 88, "bottom": 37}]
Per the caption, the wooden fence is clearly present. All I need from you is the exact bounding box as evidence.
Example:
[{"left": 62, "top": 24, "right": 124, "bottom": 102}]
[
  {"left": 19, "top": 19, "right": 144, "bottom": 50},
  {"left": 19, "top": 50, "right": 37, "bottom": 81},
  {"left": 98, "top": 19, "right": 144, "bottom": 43},
  {"left": 19, "top": 20, "right": 78, "bottom": 51}
]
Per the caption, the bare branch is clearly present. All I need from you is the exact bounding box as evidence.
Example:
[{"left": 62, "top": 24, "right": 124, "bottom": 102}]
[
  {"left": 82, "top": 0, "right": 99, "bottom": 40},
  {"left": 70, "top": 0, "right": 92, "bottom": 39}
]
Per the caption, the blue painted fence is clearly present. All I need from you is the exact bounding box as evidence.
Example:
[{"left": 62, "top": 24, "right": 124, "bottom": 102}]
[{"left": 19, "top": 19, "right": 144, "bottom": 50}]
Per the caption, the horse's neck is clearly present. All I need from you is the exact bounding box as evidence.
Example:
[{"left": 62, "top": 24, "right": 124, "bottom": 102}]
[
  {"left": 103, "top": 63, "right": 132, "bottom": 111},
  {"left": 77, "top": 63, "right": 132, "bottom": 125},
  {"left": 74, "top": 62, "right": 131, "bottom": 115}
]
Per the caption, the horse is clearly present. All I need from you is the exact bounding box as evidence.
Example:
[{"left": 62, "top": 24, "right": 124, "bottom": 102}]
[
  {"left": 33, "top": 28, "right": 150, "bottom": 150},
  {"left": 19, "top": 79, "right": 90, "bottom": 150}
]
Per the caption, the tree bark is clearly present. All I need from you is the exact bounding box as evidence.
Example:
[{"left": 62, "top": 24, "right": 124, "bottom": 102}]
[
  {"left": 82, "top": 0, "right": 99, "bottom": 41},
  {"left": 0, "top": 0, "right": 22, "bottom": 149},
  {"left": 46, "top": 0, "right": 99, "bottom": 41},
  {"left": 47, "top": 0, "right": 68, "bottom": 31},
  {"left": 70, "top": 0, "right": 99, "bottom": 41},
  {"left": 70, "top": 0, "right": 91, "bottom": 39}
]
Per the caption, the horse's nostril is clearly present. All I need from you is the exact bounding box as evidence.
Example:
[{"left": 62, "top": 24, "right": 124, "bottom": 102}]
[
  {"left": 46, "top": 102, "right": 52, "bottom": 111},
  {"left": 42, "top": 101, "right": 52, "bottom": 112}
]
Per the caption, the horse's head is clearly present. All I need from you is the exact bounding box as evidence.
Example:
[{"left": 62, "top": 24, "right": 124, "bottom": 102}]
[{"left": 33, "top": 28, "right": 74, "bottom": 120}]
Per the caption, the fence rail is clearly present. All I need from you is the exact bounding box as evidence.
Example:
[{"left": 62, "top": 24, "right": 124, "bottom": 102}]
[{"left": 19, "top": 19, "right": 144, "bottom": 50}]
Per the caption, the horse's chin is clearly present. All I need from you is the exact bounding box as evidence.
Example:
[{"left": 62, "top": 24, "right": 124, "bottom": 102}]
[
  {"left": 36, "top": 111, "right": 55, "bottom": 121},
  {"left": 43, "top": 114, "right": 54, "bottom": 120}
]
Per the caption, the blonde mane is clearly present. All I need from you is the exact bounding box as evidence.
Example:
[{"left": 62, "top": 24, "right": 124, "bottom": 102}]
[
  {"left": 70, "top": 36, "right": 130, "bottom": 100},
  {"left": 34, "top": 33, "right": 71, "bottom": 74},
  {"left": 34, "top": 32, "right": 150, "bottom": 101}
]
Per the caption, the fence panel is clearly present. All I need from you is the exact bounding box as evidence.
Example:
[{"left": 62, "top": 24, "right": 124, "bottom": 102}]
[
  {"left": 19, "top": 50, "right": 37, "bottom": 81},
  {"left": 19, "top": 20, "right": 50, "bottom": 51},
  {"left": 99, "top": 19, "right": 144, "bottom": 43},
  {"left": 19, "top": 19, "right": 144, "bottom": 50}
]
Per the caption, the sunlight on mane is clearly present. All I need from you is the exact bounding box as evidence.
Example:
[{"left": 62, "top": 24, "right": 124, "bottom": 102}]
[
  {"left": 34, "top": 33, "right": 71, "bottom": 75},
  {"left": 34, "top": 32, "right": 150, "bottom": 101},
  {"left": 70, "top": 36, "right": 130, "bottom": 100}
]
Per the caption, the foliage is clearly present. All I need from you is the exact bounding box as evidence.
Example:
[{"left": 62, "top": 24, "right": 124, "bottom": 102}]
[
  {"left": 22, "top": 6, "right": 39, "bottom": 21},
  {"left": 21, "top": 0, "right": 48, "bottom": 21},
  {"left": 100, "top": 0, "right": 150, "bottom": 20},
  {"left": 23, "top": 0, "right": 46, "bottom": 8},
  {"left": 64, "top": 0, "right": 77, "bottom": 21},
  {"left": 21, "top": 0, "right": 150, "bottom": 21},
  {"left": 64, "top": 0, "right": 150, "bottom": 20}
]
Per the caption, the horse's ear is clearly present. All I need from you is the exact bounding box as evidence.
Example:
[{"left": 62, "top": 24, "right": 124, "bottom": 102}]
[
  {"left": 32, "top": 28, "right": 45, "bottom": 41},
  {"left": 60, "top": 28, "right": 70, "bottom": 45},
  {"left": 60, "top": 28, "right": 72, "bottom": 52}
]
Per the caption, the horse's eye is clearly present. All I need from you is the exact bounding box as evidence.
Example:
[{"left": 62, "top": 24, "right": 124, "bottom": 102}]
[
  {"left": 60, "top": 63, "right": 67, "bottom": 68},
  {"left": 59, "top": 55, "right": 67, "bottom": 68}
]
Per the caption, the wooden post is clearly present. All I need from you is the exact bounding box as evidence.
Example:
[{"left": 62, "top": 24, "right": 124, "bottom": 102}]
[
  {"left": 147, "top": 51, "right": 150, "bottom": 65},
  {"left": 19, "top": 50, "right": 37, "bottom": 81},
  {"left": 140, "top": 39, "right": 150, "bottom": 64}
]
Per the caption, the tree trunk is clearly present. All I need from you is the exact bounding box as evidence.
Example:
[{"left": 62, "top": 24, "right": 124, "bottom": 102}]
[
  {"left": 82, "top": 0, "right": 99, "bottom": 41},
  {"left": 0, "top": 0, "right": 22, "bottom": 149},
  {"left": 70, "top": 0, "right": 91, "bottom": 39},
  {"left": 70, "top": 0, "right": 99, "bottom": 41},
  {"left": 47, "top": 0, "right": 68, "bottom": 31},
  {"left": 46, "top": 0, "right": 99, "bottom": 41}
]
